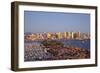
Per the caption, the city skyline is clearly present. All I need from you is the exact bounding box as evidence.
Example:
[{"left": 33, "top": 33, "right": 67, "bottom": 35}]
[
  {"left": 24, "top": 11, "right": 90, "bottom": 33},
  {"left": 24, "top": 31, "right": 90, "bottom": 41}
]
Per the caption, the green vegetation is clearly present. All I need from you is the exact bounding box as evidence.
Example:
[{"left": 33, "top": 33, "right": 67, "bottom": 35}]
[{"left": 41, "top": 40, "right": 64, "bottom": 47}]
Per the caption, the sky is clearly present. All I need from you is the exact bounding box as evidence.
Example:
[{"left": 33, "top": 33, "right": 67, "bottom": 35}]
[{"left": 24, "top": 11, "right": 90, "bottom": 33}]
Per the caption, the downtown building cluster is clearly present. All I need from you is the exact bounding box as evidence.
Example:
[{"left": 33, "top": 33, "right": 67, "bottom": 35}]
[{"left": 24, "top": 32, "right": 90, "bottom": 41}]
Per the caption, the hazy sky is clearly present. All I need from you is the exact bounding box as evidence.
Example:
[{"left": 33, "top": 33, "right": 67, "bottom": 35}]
[{"left": 24, "top": 11, "right": 90, "bottom": 33}]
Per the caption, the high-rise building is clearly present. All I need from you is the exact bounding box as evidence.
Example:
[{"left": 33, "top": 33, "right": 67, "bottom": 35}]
[
  {"left": 73, "top": 32, "right": 80, "bottom": 39},
  {"left": 70, "top": 32, "right": 74, "bottom": 39},
  {"left": 64, "top": 32, "right": 67, "bottom": 39},
  {"left": 66, "top": 32, "right": 70, "bottom": 39},
  {"left": 56, "top": 32, "right": 62, "bottom": 39},
  {"left": 47, "top": 32, "right": 52, "bottom": 39}
]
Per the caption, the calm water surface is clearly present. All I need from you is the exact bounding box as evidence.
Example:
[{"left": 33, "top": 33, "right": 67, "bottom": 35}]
[{"left": 24, "top": 39, "right": 90, "bottom": 50}]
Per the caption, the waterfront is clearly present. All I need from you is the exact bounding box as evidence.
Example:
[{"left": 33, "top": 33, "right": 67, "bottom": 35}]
[
  {"left": 24, "top": 39, "right": 90, "bottom": 61},
  {"left": 24, "top": 11, "right": 90, "bottom": 62},
  {"left": 25, "top": 39, "right": 90, "bottom": 50}
]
